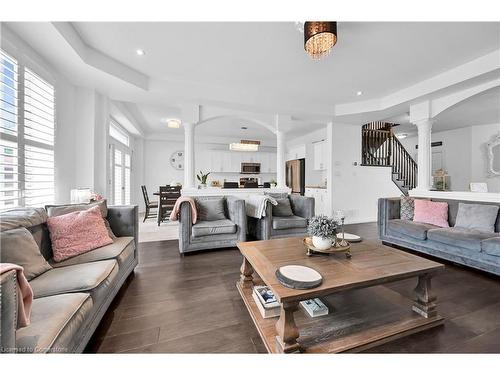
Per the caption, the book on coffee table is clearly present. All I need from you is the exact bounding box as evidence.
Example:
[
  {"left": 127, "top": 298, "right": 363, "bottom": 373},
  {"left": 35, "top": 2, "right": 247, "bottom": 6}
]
[
  {"left": 253, "top": 285, "right": 280, "bottom": 309},
  {"left": 300, "top": 298, "right": 329, "bottom": 317},
  {"left": 252, "top": 287, "right": 280, "bottom": 319}
]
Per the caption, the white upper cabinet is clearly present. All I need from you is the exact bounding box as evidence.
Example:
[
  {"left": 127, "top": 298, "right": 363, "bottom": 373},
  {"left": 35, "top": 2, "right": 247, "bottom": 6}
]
[
  {"left": 195, "top": 150, "right": 277, "bottom": 174},
  {"left": 313, "top": 141, "right": 327, "bottom": 170},
  {"left": 286, "top": 144, "right": 306, "bottom": 161}
]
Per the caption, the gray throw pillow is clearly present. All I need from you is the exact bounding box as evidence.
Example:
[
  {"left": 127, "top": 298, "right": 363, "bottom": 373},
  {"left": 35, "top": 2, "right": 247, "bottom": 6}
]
[
  {"left": 400, "top": 196, "right": 414, "bottom": 221},
  {"left": 45, "top": 200, "right": 116, "bottom": 240},
  {"left": 454, "top": 203, "right": 499, "bottom": 233},
  {"left": 273, "top": 198, "right": 294, "bottom": 217},
  {"left": 1, "top": 227, "right": 52, "bottom": 280},
  {"left": 196, "top": 198, "right": 227, "bottom": 221}
]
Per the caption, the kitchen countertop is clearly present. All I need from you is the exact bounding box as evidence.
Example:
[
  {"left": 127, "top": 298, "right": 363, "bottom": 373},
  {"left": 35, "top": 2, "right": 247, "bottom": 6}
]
[
  {"left": 182, "top": 186, "right": 291, "bottom": 197},
  {"left": 305, "top": 186, "right": 327, "bottom": 189}
]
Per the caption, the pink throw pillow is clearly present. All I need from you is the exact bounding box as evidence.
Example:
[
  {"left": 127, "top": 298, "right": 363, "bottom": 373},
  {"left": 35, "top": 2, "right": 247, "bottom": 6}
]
[
  {"left": 47, "top": 205, "right": 113, "bottom": 262},
  {"left": 413, "top": 199, "right": 450, "bottom": 228}
]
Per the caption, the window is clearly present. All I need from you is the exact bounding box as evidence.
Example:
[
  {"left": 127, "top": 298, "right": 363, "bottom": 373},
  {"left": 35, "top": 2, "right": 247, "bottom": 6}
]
[
  {"left": 109, "top": 121, "right": 129, "bottom": 147},
  {"left": 0, "top": 49, "right": 55, "bottom": 210},
  {"left": 111, "top": 146, "right": 131, "bottom": 205},
  {"left": 109, "top": 120, "right": 131, "bottom": 205}
]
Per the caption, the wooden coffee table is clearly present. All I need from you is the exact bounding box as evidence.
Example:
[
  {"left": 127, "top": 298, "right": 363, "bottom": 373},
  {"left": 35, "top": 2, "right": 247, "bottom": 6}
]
[{"left": 236, "top": 237, "right": 445, "bottom": 353}]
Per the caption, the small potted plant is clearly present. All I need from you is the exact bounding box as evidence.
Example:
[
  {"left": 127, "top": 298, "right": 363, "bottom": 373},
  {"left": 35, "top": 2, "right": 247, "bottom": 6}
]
[
  {"left": 307, "top": 215, "right": 338, "bottom": 250},
  {"left": 270, "top": 179, "right": 277, "bottom": 188},
  {"left": 196, "top": 171, "right": 210, "bottom": 188}
]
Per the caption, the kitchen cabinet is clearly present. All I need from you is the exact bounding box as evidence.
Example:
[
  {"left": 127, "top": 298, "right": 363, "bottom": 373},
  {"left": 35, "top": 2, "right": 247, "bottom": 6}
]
[
  {"left": 305, "top": 187, "right": 327, "bottom": 216},
  {"left": 313, "top": 141, "right": 327, "bottom": 170},
  {"left": 195, "top": 150, "right": 277, "bottom": 174},
  {"left": 286, "top": 144, "right": 306, "bottom": 161}
]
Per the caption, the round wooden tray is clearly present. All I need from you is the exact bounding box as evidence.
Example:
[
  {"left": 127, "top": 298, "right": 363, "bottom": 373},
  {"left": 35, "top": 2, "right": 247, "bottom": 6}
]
[{"left": 303, "top": 237, "right": 351, "bottom": 258}]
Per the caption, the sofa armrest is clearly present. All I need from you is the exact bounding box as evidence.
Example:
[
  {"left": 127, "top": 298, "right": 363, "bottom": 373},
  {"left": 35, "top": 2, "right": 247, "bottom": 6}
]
[
  {"left": 1, "top": 269, "right": 18, "bottom": 353},
  {"left": 226, "top": 196, "right": 247, "bottom": 242},
  {"left": 179, "top": 201, "right": 193, "bottom": 252},
  {"left": 289, "top": 195, "right": 315, "bottom": 219},
  {"left": 107, "top": 205, "right": 139, "bottom": 250},
  {"left": 378, "top": 197, "right": 401, "bottom": 237}
]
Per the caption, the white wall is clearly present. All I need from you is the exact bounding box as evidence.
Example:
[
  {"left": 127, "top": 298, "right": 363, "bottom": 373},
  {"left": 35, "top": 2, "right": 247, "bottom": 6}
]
[
  {"left": 401, "top": 123, "right": 500, "bottom": 193},
  {"left": 331, "top": 124, "right": 401, "bottom": 223}
]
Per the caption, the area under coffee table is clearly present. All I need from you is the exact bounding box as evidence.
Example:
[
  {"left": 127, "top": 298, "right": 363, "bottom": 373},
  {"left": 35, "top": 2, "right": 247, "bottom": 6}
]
[{"left": 236, "top": 237, "right": 445, "bottom": 353}]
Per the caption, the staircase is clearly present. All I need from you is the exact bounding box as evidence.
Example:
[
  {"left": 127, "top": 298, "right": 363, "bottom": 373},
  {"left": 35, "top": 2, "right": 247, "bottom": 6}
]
[{"left": 361, "top": 121, "right": 417, "bottom": 195}]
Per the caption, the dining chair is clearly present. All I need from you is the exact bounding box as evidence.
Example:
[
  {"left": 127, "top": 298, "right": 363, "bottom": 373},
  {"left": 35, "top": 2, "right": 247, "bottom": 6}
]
[
  {"left": 223, "top": 181, "right": 239, "bottom": 188},
  {"left": 157, "top": 185, "right": 182, "bottom": 225},
  {"left": 141, "top": 185, "right": 158, "bottom": 222},
  {"left": 243, "top": 181, "right": 258, "bottom": 188}
]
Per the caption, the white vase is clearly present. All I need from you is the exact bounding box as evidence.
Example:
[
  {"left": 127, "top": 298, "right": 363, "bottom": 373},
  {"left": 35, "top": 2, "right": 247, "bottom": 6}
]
[{"left": 312, "top": 236, "right": 332, "bottom": 250}]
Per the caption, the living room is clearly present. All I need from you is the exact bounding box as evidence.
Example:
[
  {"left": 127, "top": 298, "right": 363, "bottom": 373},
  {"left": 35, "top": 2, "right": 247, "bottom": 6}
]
[{"left": 1, "top": 1, "right": 500, "bottom": 374}]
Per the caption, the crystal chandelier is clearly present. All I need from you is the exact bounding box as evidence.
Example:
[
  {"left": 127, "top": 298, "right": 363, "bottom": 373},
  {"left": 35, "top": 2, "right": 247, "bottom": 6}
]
[{"left": 304, "top": 22, "right": 338, "bottom": 60}]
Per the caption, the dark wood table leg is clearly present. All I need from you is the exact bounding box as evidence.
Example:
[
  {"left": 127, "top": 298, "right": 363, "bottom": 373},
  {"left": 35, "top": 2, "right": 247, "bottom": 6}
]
[
  {"left": 412, "top": 273, "right": 437, "bottom": 318},
  {"left": 275, "top": 301, "right": 301, "bottom": 353},
  {"left": 240, "top": 256, "right": 254, "bottom": 288}
]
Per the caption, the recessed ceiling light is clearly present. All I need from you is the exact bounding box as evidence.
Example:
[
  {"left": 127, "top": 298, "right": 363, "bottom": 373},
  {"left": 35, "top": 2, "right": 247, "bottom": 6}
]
[
  {"left": 241, "top": 126, "right": 248, "bottom": 130},
  {"left": 395, "top": 133, "right": 408, "bottom": 139},
  {"left": 136, "top": 49, "right": 145, "bottom": 56},
  {"left": 356, "top": 91, "right": 363, "bottom": 96},
  {"left": 161, "top": 118, "right": 181, "bottom": 129}
]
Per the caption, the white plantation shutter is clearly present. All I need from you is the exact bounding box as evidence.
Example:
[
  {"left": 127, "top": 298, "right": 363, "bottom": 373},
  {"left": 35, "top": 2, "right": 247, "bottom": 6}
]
[
  {"left": 0, "top": 49, "right": 55, "bottom": 210},
  {"left": 124, "top": 153, "right": 131, "bottom": 205}
]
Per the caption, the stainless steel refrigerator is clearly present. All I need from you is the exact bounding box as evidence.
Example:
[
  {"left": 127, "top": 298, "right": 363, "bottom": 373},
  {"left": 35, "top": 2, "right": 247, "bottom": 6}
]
[{"left": 286, "top": 159, "right": 305, "bottom": 195}]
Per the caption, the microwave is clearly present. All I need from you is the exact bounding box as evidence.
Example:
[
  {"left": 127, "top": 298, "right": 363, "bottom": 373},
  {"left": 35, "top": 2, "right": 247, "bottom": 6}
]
[{"left": 241, "top": 162, "right": 261, "bottom": 174}]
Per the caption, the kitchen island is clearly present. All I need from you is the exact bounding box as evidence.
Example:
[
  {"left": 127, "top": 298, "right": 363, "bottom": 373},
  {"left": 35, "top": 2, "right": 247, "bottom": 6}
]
[{"left": 181, "top": 186, "right": 291, "bottom": 198}]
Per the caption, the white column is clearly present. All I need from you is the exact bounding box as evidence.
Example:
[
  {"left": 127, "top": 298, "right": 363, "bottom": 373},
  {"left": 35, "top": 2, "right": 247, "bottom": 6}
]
[
  {"left": 414, "top": 119, "right": 434, "bottom": 191},
  {"left": 184, "top": 122, "right": 195, "bottom": 188},
  {"left": 276, "top": 130, "right": 286, "bottom": 188},
  {"left": 326, "top": 122, "right": 334, "bottom": 217}
]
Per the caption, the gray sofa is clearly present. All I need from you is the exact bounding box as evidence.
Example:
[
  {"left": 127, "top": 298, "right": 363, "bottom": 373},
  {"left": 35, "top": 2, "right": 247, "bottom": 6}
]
[
  {"left": 0, "top": 204, "right": 138, "bottom": 353},
  {"left": 250, "top": 195, "right": 315, "bottom": 240},
  {"left": 179, "top": 196, "right": 246, "bottom": 254},
  {"left": 378, "top": 197, "right": 500, "bottom": 276}
]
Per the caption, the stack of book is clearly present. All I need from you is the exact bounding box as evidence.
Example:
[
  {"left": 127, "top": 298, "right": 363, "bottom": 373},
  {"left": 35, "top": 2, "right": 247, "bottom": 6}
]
[
  {"left": 300, "top": 298, "right": 329, "bottom": 317},
  {"left": 252, "top": 285, "right": 280, "bottom": 318}
]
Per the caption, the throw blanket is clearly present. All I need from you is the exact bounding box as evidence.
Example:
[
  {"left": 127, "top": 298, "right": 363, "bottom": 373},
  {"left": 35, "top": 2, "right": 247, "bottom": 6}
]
[
  {"left": 0, "top": 263, "right": 34, "bottom": 328},
  {"left": 169, "top": 196, "right": 197, "bottom": 224},
  {"left": 246, "top": 195, "right": 278, "bottom": 219}
]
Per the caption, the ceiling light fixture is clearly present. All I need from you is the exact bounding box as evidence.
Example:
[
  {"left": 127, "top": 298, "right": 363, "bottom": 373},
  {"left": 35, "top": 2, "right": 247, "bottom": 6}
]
[
  {"left": 229, "top": 140, "right": 260, "bottom": 152},
  {"left": 161, "top": 118, "right": 181, "bottom": 128},
  {"left": 356, "top": 91, "right": 363, "bottom": 96},
  {"left": 304, "top": 21, "right": 337, "bottom": 60},
  {"left": 136, "top": 49, "right": 145, "bottom": 56}
]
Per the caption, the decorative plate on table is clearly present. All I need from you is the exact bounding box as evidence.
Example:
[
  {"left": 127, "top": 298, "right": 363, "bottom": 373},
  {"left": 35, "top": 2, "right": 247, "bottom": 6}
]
[
  {"left": 170, "top": 150, "right": 184, "bottom": 170},
  {"left": 275, "top": 265, "right": 323, "bottom": 289},
  {"left": 303, "top": 237, "right": 351, "bottom": 258},
  {"left": 336, "top": 233, "right": 362, "bottom": 243}
]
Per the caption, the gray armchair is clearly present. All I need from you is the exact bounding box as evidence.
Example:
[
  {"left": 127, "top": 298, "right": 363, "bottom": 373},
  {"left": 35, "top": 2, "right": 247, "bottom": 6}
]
[
  {"left": 178, "top": 196, "right": 247, "bottom": 254},
  {"left": 251, "top": 195, "right": 315, "bottom": 240}
]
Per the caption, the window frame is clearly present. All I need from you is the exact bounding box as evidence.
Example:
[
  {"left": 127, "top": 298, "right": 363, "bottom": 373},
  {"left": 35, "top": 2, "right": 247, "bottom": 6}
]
[{"left": 0, "top": 48, "right": 56, "bottom": 210}]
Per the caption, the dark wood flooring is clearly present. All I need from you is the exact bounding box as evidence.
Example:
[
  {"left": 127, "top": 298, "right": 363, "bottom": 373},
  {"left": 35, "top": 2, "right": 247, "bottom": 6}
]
[{"left": 85, "top": 223, "right": 500, "bottom": 353}]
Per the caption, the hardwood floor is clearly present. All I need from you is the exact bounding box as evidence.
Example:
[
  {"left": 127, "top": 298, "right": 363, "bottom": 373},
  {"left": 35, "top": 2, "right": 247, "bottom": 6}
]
[{"left": 85, "top": 223, "right": 500, "bottom": 353}]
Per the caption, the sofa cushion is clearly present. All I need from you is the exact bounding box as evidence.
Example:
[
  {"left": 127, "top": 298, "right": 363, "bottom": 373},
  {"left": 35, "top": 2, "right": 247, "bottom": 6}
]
[
  {"left": 50, "top": 236, "right": 135, "bottom": 268},
  {"left": 455, "top": 203, "right": 500, "bottom": 233},
  {"left": 16, "top": 293, "right": 93, "bottom": 353},
  {"left": 413, "top": 199, "right": 449, "bottom": 228},
  {"left": 30, "top": 259, "right": 118, "bottom": 301},
  {"left": 387, "top": 219, "right": 439, "bottom": 241},
  {"left": 0, "top": 207, "right": 48, "bottom": 232},
  {"left": 195, "top": 197, "right": 227, "bottom": 221},
  {"left": 427, "top": 228, "right": 494, "bottom": 251},
  {"left": 47, "top": 206, "right": 114, "bottom": 262},
  {"left": 273, "top": 198, "right": 294, "bottom": 217},
  {"left": 192, "top": 219, "right": 236, "bottom": 238},
  {"left": 272, "top": 215, "right": 308, "bottom": 230},
  {"left": 0, "top": 227, "right": 52, "bottom": 281},
  {"left": 400, "top": 196, "right": 415, "bottom": 221},
  {"left": 46, "top": 200, "right": 116, "bottom": 240},
  {"left": 481, "top": 237, "right": 500, "bottom": 257}
]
